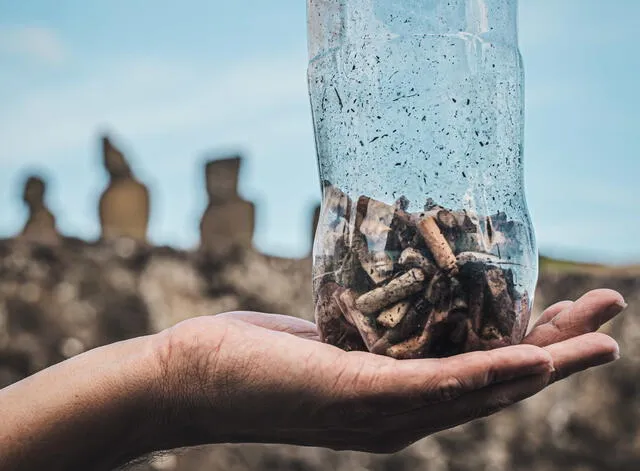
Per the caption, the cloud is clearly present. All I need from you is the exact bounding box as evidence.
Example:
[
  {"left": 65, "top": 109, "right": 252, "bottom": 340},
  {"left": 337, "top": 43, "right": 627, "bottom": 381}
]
[
  {"left": 0, "top": 26, "right": 67, "bottom": 65},
  {"left": 0, "top": 53, "right": 308, "bottom": 166}
]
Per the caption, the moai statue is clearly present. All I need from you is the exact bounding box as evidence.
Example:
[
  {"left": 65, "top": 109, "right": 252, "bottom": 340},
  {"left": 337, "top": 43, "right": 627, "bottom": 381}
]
[
  {"left": 200, "top": 156, "right": 255, "bottom": 258},
  {"left": 19, "top": 175, "right": 60, "bottom": 244},
  {"left": 99, "top": 136, "right": 150, "bottom": 242}
]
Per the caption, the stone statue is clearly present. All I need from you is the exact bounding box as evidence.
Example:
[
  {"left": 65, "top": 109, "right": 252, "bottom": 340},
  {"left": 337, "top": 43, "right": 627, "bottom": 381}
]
[
  {"left": 99, "top": 136, "right": 150, "bottom": 242},
  {"left": 19, "top": 175, "right": 60, "bottom": 244},
  {"left": 200, "top": 156, "right": 255, "bottom": 258}
]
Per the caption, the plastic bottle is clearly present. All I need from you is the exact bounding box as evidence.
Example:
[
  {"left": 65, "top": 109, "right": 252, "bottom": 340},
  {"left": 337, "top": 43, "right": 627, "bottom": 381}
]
[{"left": 308, "top": 0, "right": 537, "bottom": 359}]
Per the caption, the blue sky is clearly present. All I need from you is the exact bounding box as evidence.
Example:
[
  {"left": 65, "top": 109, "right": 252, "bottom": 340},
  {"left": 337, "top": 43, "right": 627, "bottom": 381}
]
[{"left": 0, "top": 0, "right": 638, "bottom": 263}]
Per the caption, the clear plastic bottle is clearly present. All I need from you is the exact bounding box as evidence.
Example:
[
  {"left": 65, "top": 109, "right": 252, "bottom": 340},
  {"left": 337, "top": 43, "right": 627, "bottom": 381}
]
[{"left": 308, "top": 0, "right": 537, "bottom": 359}]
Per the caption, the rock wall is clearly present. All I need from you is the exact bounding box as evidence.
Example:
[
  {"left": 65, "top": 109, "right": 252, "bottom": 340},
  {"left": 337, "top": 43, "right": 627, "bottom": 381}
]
[{"left": 0, "top": 238, "right": 638, "bottom": 471}]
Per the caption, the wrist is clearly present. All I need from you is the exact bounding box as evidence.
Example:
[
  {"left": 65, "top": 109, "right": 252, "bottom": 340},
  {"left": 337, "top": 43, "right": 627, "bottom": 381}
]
[
  {"left": 65, "top": 334, "right": 169, "bottom": 469},
  {"left": 107, "top": 334, "right": 171, "bottom": 465},
  {"left": 146, "top": 320, "right": 228, "bottom": 451}
]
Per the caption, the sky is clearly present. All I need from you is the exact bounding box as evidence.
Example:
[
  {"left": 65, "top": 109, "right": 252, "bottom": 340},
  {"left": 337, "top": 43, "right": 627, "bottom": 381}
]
[{"left": 0, "top": 0, "right": 638, "bottom": 263}]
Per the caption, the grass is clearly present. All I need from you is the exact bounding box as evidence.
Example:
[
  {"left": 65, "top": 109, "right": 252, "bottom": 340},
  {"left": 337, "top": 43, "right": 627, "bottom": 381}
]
[
  {"left": 538, "top": 255, "right": 604, "bottom": 272},
  {"left": 538, "top": 254, "right": 640, "bottom": 277}
]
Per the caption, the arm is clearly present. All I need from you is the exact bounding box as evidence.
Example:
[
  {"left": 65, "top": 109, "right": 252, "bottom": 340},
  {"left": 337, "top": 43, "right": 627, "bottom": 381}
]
[
  {"left": 0, "top": 335, "right": 163, "bottom": 471},
  {"left": 0, "top": 289, "right": 626, "bottom": 471}
]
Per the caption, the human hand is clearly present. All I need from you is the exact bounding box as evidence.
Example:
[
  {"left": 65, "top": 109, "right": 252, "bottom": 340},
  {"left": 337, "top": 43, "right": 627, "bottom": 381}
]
[
  {"left": 154, "top": 288, "right": 625, "bottom": 454},
  {"left": 0, "top": 289, "right": 625, "bottom": 471}
]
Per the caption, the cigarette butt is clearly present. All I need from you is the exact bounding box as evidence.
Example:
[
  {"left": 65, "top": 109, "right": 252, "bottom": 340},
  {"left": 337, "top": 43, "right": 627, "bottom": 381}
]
[
  {"left": 467, "top": 271, "right": 486, "bottom": 334},
  {"left": 426, "top": 272, "right": 452, "bottom": 309},
  {"left": 398, "top": 248, "right": 437, "bottom": 279},
  {"left": 464, "top": 323, "right": 511, "bottom": 352},
  {"left": 456, "top": 251, "right": 502, "bottom": 267},
  {"left": 352, "top": 235, "right": 395, "bottom": 284},
  {"left": 387, "top": 209, "right": 422, "bottom": 251},
  {"left": 377, "top": 301, "right": 412, "bottom": 328},
  {"left": 315, "top": 282, "right": 367, "bottom": 352},
  {"left": 484, "top": 267, "right": 516, "bottom": 336},
  {"left": 418, "top": 216, "right": 458, "bottom": 275},
  {"left": 356, "top": 268, "right": 427, "bottom": 315},
  {"left": 386, "top": 335, "right": 430, "bottom": 359},
  {"left": 336, "top": 290, "right": 381, "bottom": 351},
  {"left": 436, "top": 209, "right": 459, "bottom": 230},
  {"left": 450, "top": 277, "right": 468, "bottom": 312},
  {"left": 386, "top": 321, "right": 433, "bottom": 359},
  {"left": 371, "top": 303, "right": 427, "bottom": 356}
]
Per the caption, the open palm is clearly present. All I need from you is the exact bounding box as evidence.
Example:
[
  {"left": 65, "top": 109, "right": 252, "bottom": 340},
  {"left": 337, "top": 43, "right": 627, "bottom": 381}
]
[{"left": 158, "top": 289, "right": 625, "bottom": 453}]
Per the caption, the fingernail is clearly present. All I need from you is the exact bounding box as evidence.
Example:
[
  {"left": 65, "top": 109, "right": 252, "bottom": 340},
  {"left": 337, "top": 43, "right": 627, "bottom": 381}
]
[
  {"left": 613, "top": 345, "right": 622, "bottom": 361},
  {"left": 616, "top": 300, "right": 629, "bottom": 311},
  {"left": 531, "top": 360, "right": 555, "bottom": 375},
  {"left": 603, "top": 300, "right": 628, "bottom": 320}
]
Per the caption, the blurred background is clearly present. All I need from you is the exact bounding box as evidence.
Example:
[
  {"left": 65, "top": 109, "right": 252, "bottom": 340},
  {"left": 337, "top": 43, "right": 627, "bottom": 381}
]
[
  {"left": 1, "top": 1, "right": 639, "bottom": 470},
  {"left": 1, "top": 0, "right": 638, "bottom": 262}
]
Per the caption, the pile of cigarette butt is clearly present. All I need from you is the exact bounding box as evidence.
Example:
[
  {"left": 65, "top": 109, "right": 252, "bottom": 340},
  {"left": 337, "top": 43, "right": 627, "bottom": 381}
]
[{"left": 314, "top": 185, "right": 530, "bottom": 359}]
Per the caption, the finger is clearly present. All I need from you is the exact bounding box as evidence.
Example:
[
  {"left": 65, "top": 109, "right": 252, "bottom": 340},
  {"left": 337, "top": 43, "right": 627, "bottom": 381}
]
[
  {"left": 544, "top": 332, "right": 620, "bottom": 383},
  {"left": 383, "top": 333, "right": 620, "bottom": 447},
  {"left": 532, "top": 300, "right": 574, "bottom": 329},
  {"left": 415, "top": 333, "right": 619, "bottom": 435},
  {"left": 448, "top": 373, "right": 549, "bottom": 423},
  {"left": 216, "top": 311, "right": 320, "bottom": 340},
  {"left": 523, "top": 289, "right": 626, "bottom": 347},
  {"left": 423, "top": 345, "right": 554, "bottom": 402},
  {"left": 356, "top": 344, "right": 553, "bottom": 407},
  {"left": 372, "top": 332, "right": 620, "bottom": 446},
  {"left": 385, "top": 373, "right": 550, "bottom": 450}
]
